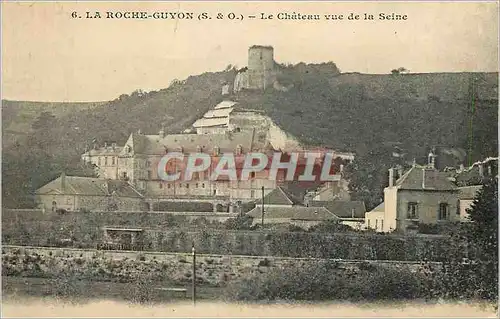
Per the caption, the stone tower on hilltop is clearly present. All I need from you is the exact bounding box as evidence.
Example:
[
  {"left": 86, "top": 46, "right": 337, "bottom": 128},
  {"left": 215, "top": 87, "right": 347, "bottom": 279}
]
[{"left": 234, "top": 45, "right": 277, "bottom": 92}]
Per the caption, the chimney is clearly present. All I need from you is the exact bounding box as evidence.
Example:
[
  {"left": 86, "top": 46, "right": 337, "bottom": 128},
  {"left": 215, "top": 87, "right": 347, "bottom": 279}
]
[
  {"left": 339, "top": 164, "right": 344, "bottom": 173},
  {"left": 61, "top": 172, "right": 66, "bottom": 192},
  {"left": 479, "top": 164, "right": 484, "bottom": 177},
  {"left": 397, "top": 167, "right": 403, "bottom": 179},
  {"left": 422, "top": 168, "right": 426, "bottom": 189},
  {"left": 104, "top": 142, "right": 108, "bottom": 148},
  {"left": 388, "top": 168, "right": 394, "bottom": 187}
]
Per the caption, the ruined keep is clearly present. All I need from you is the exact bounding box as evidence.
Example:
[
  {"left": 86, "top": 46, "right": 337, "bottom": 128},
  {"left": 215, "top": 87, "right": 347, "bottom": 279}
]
[{"left": 234, "top": 45, "right": 277, "bottom": 91}]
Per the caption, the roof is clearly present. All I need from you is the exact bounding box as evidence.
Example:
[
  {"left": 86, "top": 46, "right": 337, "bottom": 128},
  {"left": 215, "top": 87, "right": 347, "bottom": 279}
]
[
  {"left": 458, "top": 185, "right": 482, "bottom": 200},
  {"left": 192, "top": 117, "right": 229, "bottom": 128},
  {"left": 124, "top": 130, "right": 269, "bottom": 155},
  {"left": 369, "top": 202, "right": 385, "bottom": 213},
  {"left": 249, "top": 45, "right": 274, "bottom": 50},
  {"left": 247, "top": 206, "right": 338, "bottom": 221},
  {"left": 203, "top": 107, "right": 234, "bottom": 119},
  {"left": 256, "top": 186, "right": 303, "bottom": 206},
  {"left": 394, "top": 166, "right": 458, "bottom": 191},
  {"left": 36, "top": 175, "right": 143, "bottom": 198},
  {"left": 214, "top": 101, "right": 238, "bottom": 110},
  {"left": 84, "top": 146, "right": 123, "bottom": 156},
  {"left": 308, "top": 200, "right": 366, "bottom": 218}
]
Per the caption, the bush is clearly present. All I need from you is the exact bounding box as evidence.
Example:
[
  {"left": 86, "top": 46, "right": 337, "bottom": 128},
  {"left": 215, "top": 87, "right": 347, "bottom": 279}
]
[
  {"left": 224, "top": 215, "right": 254, "bottom": 230},
  {"left": 224, "top": 261, "right": 431, "bottom": 301}
]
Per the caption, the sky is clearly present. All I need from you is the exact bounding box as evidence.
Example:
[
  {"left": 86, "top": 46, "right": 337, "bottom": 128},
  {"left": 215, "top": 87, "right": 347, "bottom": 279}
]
[{"left": 2, "top": 1, "right": 499, "bottom": 102}]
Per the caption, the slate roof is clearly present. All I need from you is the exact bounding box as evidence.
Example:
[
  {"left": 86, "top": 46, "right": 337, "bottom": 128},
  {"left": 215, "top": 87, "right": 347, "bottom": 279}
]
[
  {"left": 124, "top": 130, "right": 270, "bottom": 155},
  {"left": 247, "top": 206, "right": 338, "bottom": 221},
  {"left": 256, "top": 186, "right": 303, "bottom": 206},
  {"left": 308, "top": 200, "right": 366, "bottom": 218},
  {"left": 369, "top": 202, "right": 385, "bottom": 213},
  {"left": 394, "top": 166, "right": 457, "bottom": 191},
  {"left": 36, "top": 175, "right": 143, "bottom": 198},
  {"left": 85, "top": 146, "right": 123, "bottom": 156},
  {"left": 458, "top": 185, "right": 482, "bottom": 200}
]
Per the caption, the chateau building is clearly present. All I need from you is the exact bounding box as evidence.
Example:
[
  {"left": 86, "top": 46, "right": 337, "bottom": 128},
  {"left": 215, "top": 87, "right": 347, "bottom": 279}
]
[{"left": 67, "top": 45, "right": 354, "bottom": 213}]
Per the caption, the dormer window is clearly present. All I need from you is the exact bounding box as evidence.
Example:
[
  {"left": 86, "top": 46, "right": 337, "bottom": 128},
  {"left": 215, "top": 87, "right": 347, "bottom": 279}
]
[
  {"left": 236, "top": 144, "right": 243, "bottom": 155},
  {"left": 214, "top": 146, "right": 220, "bottom": 156},
  {"left": 125, "top": 145, "right": 131, "bottom": 153}
]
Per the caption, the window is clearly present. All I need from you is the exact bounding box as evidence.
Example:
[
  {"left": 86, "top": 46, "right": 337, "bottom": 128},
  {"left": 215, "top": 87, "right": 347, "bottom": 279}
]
[
  {"left": 98, "top": 157, "right": 102, "bottom": 166},
  {"left": 196, "top": 183, "right": 199, "bottom": 188},
  {"left": 186, "top": 184, "right": 189, "bottom": 189},
  {"left": 381, "top": 220, "right": 384, "bottom": 231},
  {"left": 167, "top": 184, "right": 171, "bottom": 189},
  {"left": 202, "top": 183, "right": 205, "bottom": 188},
  {"left": 251, "top": 190, "right": 255, "bottom": 198},
  {"left": 122, "top": 172, "right": 127, "bottom": 179},
  {"left": 147, "top": 170, "right": 152, "bottom": 180},
  {"left": 367, "top": 219, "right": 371, "bottom": 229},
  {"left": 66, "top": 198, "right": 72, "bottom": 205},
  {"left": 159, "top": 183, "right": 163, "bottom": 189},
  {"left": 407, "top": 202, "right": 418, "bottom": 219},
  {"left": 250, "top": 172, "right": 256, "bottom": 179},
  {"left": 439, "top": 203, "right": 449, "bottom": 220},
  {"left": 112, "top": 157, "right": 115, "bottom": 165}
]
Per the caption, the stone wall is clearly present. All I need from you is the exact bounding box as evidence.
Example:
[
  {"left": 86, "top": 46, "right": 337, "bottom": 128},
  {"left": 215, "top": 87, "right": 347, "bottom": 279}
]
[
  {"left": 2, "top": 245, "right": 442, "bottom": 287},
  {"left": 2, "top": 209, "right": 453, "bottom": 261}
]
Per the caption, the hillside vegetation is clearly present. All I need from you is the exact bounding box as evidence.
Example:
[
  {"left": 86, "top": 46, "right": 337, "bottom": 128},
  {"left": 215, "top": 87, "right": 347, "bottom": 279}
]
[{"left": 1, "top": 63, "right": 498, "bottom": 208}]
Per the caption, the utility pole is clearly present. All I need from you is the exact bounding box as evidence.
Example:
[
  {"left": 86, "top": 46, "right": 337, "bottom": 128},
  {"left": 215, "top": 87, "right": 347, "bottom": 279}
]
[
  {"left": 261, "top": 186, "right": 265, "bottom": 227},
  {"left": 192, "top": 244, "right": 196, "bottom": 306}
]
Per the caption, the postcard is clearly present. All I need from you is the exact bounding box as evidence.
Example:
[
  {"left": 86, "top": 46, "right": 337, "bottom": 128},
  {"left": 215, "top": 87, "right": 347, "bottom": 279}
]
[{"left": 1, "top": 1, "right": 498, "bottom": 317}]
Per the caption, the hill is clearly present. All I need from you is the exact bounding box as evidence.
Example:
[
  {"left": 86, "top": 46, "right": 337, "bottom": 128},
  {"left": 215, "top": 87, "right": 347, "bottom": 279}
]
[
  {"left": 2, "top": 100, "right": 105, "bottom": 148},
  {"left": 1, "top": 64, "right": 498, "bottom": 208}
]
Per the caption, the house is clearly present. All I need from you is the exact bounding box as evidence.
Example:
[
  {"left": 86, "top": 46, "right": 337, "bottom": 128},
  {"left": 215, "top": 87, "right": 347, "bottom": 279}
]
[
  {"left": 307, "top": 200, "right": 366, "bottom": 230},
  {"left": 35, "top": 173, "right": 145, "bottom": 212},
  {"left": 458, "top": 185, "right": 482, "bottom": 221},
  {"left": 248, "top": 185, "right": 365, "bottom": 230},
  {"left": 371, "top": 152, "right": 460, "bottom": 233},
  {"left": 246, "top": 205, "right": 338, "bottom": 230},
  {"left": 255, "top": 185, "right": 303, "bottom": 207},
  {"left": 365, "top": 202, "right": 385, "bottom": 232}
]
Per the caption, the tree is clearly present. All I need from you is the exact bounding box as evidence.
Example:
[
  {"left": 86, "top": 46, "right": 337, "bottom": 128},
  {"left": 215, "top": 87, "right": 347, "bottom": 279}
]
[
  {"left": 343, "top": 146, "right": 406, "bottom": 211},
  {"left": 391, "top": 67, "right": 410, "bottom": 75},
  {"left": 437, "top": 177, "right": 498, "bottom": 301}
]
